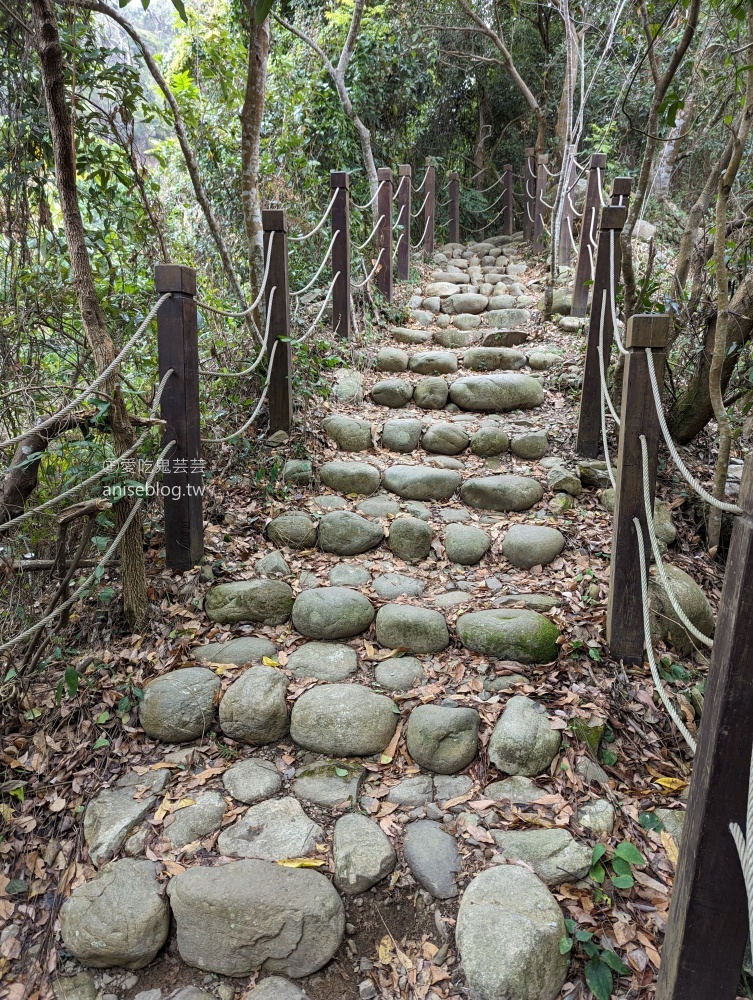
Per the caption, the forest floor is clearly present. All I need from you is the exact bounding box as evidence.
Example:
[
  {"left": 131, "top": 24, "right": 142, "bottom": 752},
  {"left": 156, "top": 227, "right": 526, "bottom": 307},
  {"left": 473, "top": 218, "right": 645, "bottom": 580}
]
[{"left": 0, "top": 237, "right": 732, "bottom": 1000}]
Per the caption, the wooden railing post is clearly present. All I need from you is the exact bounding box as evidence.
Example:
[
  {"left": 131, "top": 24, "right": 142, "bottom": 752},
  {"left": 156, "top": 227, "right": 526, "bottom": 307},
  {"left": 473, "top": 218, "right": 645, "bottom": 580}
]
[
  {"left": 576, "top": 205, "right": 628, "bottom": 457},
  {"left": 376, "top": 167, "right": 393, "bottom": 302},
  {"left": 557, "top": 160, "right": 576, "bottom": 266},
  {"left": 448, "top": 171, "right": 460, "bottom": 244},
  {"left": 656, "top": 456, "right": 753, "bottom": 1000},
  {"left": 611, "top": 176, "right": 632, "bottom": 208},
  {"left": 523, "top": 147, "right": 536, "bottom": 242},
  {"left": 503, "top": 163, "right": 513, "bottom": 236},
  {"left": 397, "top": 164, "right": 411, "bottom": 280},
  {"left": 262, "top": 209, "right": 293, "bottom": 435},
  {"left": 572, "top": 152, "right": 607, "bottom": 317},
  {"left": 606, "top": 314, "right": 669, "bottom": 662},
  {"left": 330, "top": 171, "right": 351, "bottom": 340},
  {"left": 423, "top": 158, "right": 435, "bottom": 255},
  {"left": 155, "top": 264, "right": 204, "bottom": 571},
  {"left": 532, "top": 153, "right": 548, "bottom": 253}
]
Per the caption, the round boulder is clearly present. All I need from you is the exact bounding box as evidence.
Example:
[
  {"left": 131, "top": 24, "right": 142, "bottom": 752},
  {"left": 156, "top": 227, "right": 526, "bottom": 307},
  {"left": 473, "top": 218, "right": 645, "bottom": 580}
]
[
  {"left": 204, "top": 580, "right": 293, "bottom": 626},
  {"left": 502, "top": 524, "right": 565, "bottom": 568},
  {"left": 375, "top": 604, "right": 449, "bottom": 654},
  {"left": 375, "top": 656, "right": 424, "bottom": 691},
  {"left": 444, "top": 524, "right": 491, "bottom": 565},
  {"left": 414, "top": 376, "right": 449, "bottom": 409},
  {"left": 383, "top": 465, "right": 461, "bottom": 501},
  {"left": 449, "top": 374, "right": 544, "bottom": 412},
  {"left": 421, "top": 422, "right": 470, "bottom": 455},
  {"left": 219, "top": 666, "right": 289, "bottom": 745},
  {"left": 461, "top": 475, "right": 543, "bottom": 512},
  {"left": 648, "top": 562, "right": 715, "bottom": 655},
  {"left": 488, "top": 695, "right": 562, "bottom": 776},
  {"left": 510, "top": 429, "right": 549, "bottom": 460},
  {"left": 292, "top": 587, "right": 375, "bottom": 639},
  {"left": 387, "top": 516, "right": 433, "bottom": 563},
  {"left": 406, "top": 705, "right": 479, "bottom": 774},
  {"left": 139, "top": 667, "right": 220, "bottom": 743},
  {"left": 318, "top": 511, "right": 384, "bottom": 556},
  {"left": 457, "top": 609, "right": 560, "bottom": 663},
  {"left": 470, "top": 422, "right": 509, "bottom": 457},
  {"left": 381, "top": 418, "right": 422, "bottom": 453},
  {"left": 333, "top": 814, "right": 396, "bottom": 895},
  {"left": 321, "top": 415, "right": 373, "bottom": 452},
  {"left": 463, "top": 347, "right": 526, "bottom": 372},
  {"left": 371, "top": 379, "right": 413, "bottom": 408},
  {"left": 375, "top": 347, "right": 409, "bottom": 372},
  {"left": 320, "top": 460, "right": 381, "bottom": 496},
  {"left": 290, "top": 684, "right": 398, "bottom": 756},
  {"left": 409, "top": 351, "right": 458, "bottom": 375},
  {"left": 267, "top": 513, "right": 318, "bottom": 550}
]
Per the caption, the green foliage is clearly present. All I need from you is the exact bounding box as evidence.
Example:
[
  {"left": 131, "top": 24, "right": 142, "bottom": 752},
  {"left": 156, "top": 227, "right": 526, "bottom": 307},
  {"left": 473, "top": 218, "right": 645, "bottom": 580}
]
[
  {"left": 560, "top": 918, "right": 630, "bottom": 1000},
  {"left": 589, "top": 841, "right": 646, "bottom": 891}
]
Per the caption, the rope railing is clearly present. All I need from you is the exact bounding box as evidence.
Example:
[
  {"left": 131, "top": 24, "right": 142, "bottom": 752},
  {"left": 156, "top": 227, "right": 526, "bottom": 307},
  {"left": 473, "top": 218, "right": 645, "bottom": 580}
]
[
  {"left": 730, "top": 748, "right": 753, "bottom": 943},
  {"left": 194, "top": 236, "right": 273, "bottom": 318},
  {"left": 392, "top": 233, "right": 404, "bottom": 260},
  {"left": 474, "top": 175, "right": 503, "bottom": 194},
  {"left": 295, "top": 272, "right": 340, "bottom": 345},
  {"left": 352, "top": 248, "right": 385, "bottom": 289},
  {"left": 355, "top": 214, "right": 385, "bottom": 252},
  {"left": 290, "top": 231, "right": 339, "bottom": 297},
  {"left": 541, "top": 161, "right": 561, "bottom": 179},
  {"left": 609, "top": 230, "right": 628, "bottom": 356},
  {"left": 411, "top": 216, "right": 432, "bottom": 250},
  {"left": 412, "top": 168, "right": 428, "bottom": 193},
  {"left": 351, "top": 180, "right": 385, "bottom": 211},
  {"left": 289, "top": 189, "right": 338, "bottom": 242},
  {"left": 595, "top": 167, "right": 610, "bottom": 208},
  {"left": 393, "top": 174, "right": 408, "bottom": 200},
  {"left": 393, "top": 204, "right": 406, "bottom": 231},
  {"left": 411, "top": 191, "right": 430, "bottom": 218},
  {"left": 200, "top": 287, "right": 276, "bottom": 379}
]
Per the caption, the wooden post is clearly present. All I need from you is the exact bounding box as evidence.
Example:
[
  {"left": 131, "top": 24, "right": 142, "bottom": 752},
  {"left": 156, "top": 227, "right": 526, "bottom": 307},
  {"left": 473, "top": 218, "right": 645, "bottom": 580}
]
[
  {"left": 532, "top": 153, "right": 548, "bottom": 253},
  {"left": 376, "top": 167, "right": 393, "bottom": 302},
  {"left": 155, "top": 264, "right": 203, "bottom": 571},
  {"left": 656, "top": 455, "right": 753, "bottom": 1000},
  {"left": 397, "top": 164, "right": 411, "bottom": 280},
  {"left": 502, "top": 163, "right": 513, "bottom": 236},
  {"left": 523, "top": 148, "right": 536, "bottom": 242},
  {"left": 262, "top": 209, "right": 293, "bottom": 435},
  {"left": 330, "top": 171, "right": 350, "bottom": 340},
  {"left": 576, "top": 205, "right": 628, "bottom": 458},
  {"left": 557, "top": 160, "right": 576, "bottom": 266},
  {"left": 448, "top": 171, "right": 460, "bottom": 244},
  {"left": 611, "top": 176, "right": 632, "bottom": 208},
  {"left": 423, "top": 159, "right": 435, "bottom": 255},
  {"left": 606, "top": 314, "right": 669, "bottom": 662},
  {"left": 572, "top": 152, "right": 607, "bottom": 317}
]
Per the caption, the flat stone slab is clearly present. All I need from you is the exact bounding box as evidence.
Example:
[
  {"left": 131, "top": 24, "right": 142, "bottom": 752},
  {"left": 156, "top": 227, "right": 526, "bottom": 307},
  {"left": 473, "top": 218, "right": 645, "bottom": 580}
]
[
  {"left": 403, "top": 821, "right": 460, "bottom": 899},
  {"left": 223, "top": 759, "right": 282, "bottom": 804},
  {"left": 292, "top": 760, "right": 364, "bottom": 807},
  {"left": 449, "top": 374, "right": 544, "bottom": 412},
  {"left": 290, "top": 684, "right": 398, "bottom": 756},
  {"left": 461, "top": 475, "right": 543, "bottom": 512},
  {"left": 390, "top": 327, "right": 431, "bottom": 344},
  {"left": 457, "top": 609, "right": 560, "bottom": 664},
  {"left": 375, "top": 655, "right": 424, "bottom": 691},
  {"left": 217, "top": 798, "right": 323, "bottom": 861},
  {"left": 287, "top": 642, "right": 358, "bottom": 681},
  {"left": 491, "top": 828, "right": 592, "bottom": 885},
  {"left": 192, "top": 637, "right": 277, "bottom": 666},
  {"left": 329, "top": 563, "right": 372, "bottom": 587},
  {"left": 372, "top": 573, "right": 425, "bottom": 599},
  {"left": 383, "top": 465, "right": 461, "bottom": 501}
]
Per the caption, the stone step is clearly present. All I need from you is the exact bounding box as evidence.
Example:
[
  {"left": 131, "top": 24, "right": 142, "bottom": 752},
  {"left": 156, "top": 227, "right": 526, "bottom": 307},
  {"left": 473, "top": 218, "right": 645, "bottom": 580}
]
[{"left": 369, "top": 372, "right": 545, "bottom": 412}]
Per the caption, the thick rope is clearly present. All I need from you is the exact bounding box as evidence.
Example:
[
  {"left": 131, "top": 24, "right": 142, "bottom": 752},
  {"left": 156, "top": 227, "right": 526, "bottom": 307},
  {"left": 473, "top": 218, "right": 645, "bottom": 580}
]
[
  {"left": 289, "top": 190, "right": 338, "bottom": 242},
  {"left": 355, "top": 215, "right": 385, "bottom": 252},
  {"left": 730, "top": 744, "right": 753, "bottom": 943},
  {"left": 526, "top": 203, "right": 534, "bottom": 223},
  {"left": 200, "top": 287, "right": 276, "bottom": 379},
  {"left": 393, "top": 174, "right": 408, "bottom": 201},
  {"left": 202, "top": 343, "right": 278, "bottom": 443},
  {"left": 597, "top": 290, "right": 621, "bottom": 427},
  {"left": 474, "top": 175, "right": 503, "bottom": 194},
  {"left": 393, "top": 203, "right": 406, "bottom": 231},
  {"left": 566, "top": 216, "right": 577, "bottom": 252},
  {"left": 352, "top": 180, "right": 385, "bottom": 211},
  {"left": 195, "top": 236, "right": 272, "bottom": 318},
  {"left": 634, "top": 517, "right": 698, "bottom": 753},
  {"left": 412, "top": 169, "right": 429, "bottom": 192},
  {"left": 352, "top": 248, "right": 385, "bottom": 289},
  {"left": 411, "top": 216, "right": 431, "bottom": 250},
  {"left": 639, "top": 435, "right": 714, "bottom": 647},
  {"left": 609, "top": 229, "right": 628, "bottom": 355},
  {"left": 392, "top": 234, "right": 404, "bottom": 260},
  {"left": 294, "top": 273, "right": 340, "bottom": 345},
  {"left": 411, "top": 191, "right": 430, "bottom": 218},
  {"left": 645, "top": 347, "right": 743, "bottom": 514},
  {"left": 290, "top": 232, "right": 339, "bottom": 297},
  {"left": 541, "top": 161, "right": 561, "bottom": 179},
  {"left": 595, "top": 167, "right": 609, "bottom": 208}
]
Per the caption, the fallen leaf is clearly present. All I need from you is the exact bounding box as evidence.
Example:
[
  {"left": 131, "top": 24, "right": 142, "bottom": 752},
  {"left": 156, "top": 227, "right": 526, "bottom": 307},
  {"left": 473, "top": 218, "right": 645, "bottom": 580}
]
[
  {"left": 276, "top": 858, "right": 326, "bottom": 868},
  {"left": 661, "top": 830, "right": 679, "bottom": 864}
]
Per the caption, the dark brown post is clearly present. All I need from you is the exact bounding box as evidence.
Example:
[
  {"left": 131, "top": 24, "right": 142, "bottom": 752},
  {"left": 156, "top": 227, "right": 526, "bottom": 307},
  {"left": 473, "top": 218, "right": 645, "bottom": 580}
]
[
  {"left": 610, "top": 176, "right": 632, "bottom": 208},
  {"left": 448, "top": 171, "right": 460, "bottom": 244},
  {"left": 397, "top": 164, "right": 411, "bottom": 280},
  {"left": 576, "top": 205, "right": 628, "bottom": 458},
  {"left": 502, "top": 163, "right": 513, "bottom": 236},
  {"left": 376, "top": 167, "right": 393, "bottom": 302},
  {"left": 330, "top": 171, "right": 350, "bottom": 340},
  {"left": 523, "top": 148, "right": 536, "bottom": 242},
  {"left": 532, "top": 153, "right": 548, "bottom": 253},
  {"left": 572, "top": 152, "right": 607, "bottom": 317},
  {"left": 656, "top": 456, "right": 753, "bottom": 1000},
  {"left": 557, "top": 161, "right": 576, "bottom": 266},
  {"left": 155, "top": 264, "right": 203, "bottom": 571},
  {"left": 262, "top": 209, "right": 293, "bottom": 435},
  {"left": 606, "top": 314, "right": 669, "bottom": 662},
  {"left": 423, "top": 159, "right": 435, "bottom": 255}
]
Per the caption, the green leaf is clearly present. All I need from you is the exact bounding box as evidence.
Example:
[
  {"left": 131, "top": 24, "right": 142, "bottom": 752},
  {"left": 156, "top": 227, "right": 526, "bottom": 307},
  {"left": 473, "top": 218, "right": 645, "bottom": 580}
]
[
  {"left": 254, "top": 0, "right": 275, "bottom": 23},
  {"left": 585, "top": 958, "right": 613, "bottom": 1000},
  {"left": 589, "top": 861, "right": 606, "bottom": 884},
  {"left": 611, "top": 856, "right": 633, "bottom": 877},
  {"left": 602, "top": 749, "right": 618, "bottom": 766},
  {"left": 575, "top": 929, "right": 594, "bottom": 942},
  {"left": 639, "top": 811, "right": 664, "bottom": 831},
  {"left": 611, "top": 873, "right": 635, "bottom": 889},
  {"left": 171, "top": 0, "right": 188, "bottom": 21},
  {"left": 65, "top": 667, "right": 79, "bottom": 697},
  {"left": 601, "top": 950, "right": 630, "bottom": 975},
  {"left": 559, "top": 935, "right": 573, "bottom": 954},
  {"left": 614, "top": 841, "right": 646, "bottom": 866},
  {"left": 592, "top": 843, "right": 607, "bottom": 864},
  {"left": 96, "top": 710, "right": 110, "bottom": 724},
  {"left": 93, "top": 737, "right": 110, "bottom": 750},
  {"left": 335, "top": 767, "right": 349, "bottom": 777}
]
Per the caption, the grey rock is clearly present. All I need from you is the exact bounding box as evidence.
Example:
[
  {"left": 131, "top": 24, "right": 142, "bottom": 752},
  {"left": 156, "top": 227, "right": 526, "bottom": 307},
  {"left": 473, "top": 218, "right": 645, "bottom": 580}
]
[
  {"left": 403, "top": 821, "right": 460, "bottom": 899},
  {"left": 655, "top": 808, "right": 686, "bottom": 844},
  {"left": 171, "top": 989, "right": 214, "bottom": 1000},
  {"left": 510, "top": 429, "right": 549, "bottom": 460},
  {"left": 634, "top": 219, "right": 656, "bottom": 242},
  {"left": 453, "top": 314, "right": 482, "bottom": 331},
  {"left": 318, "top": 511, "right": 384, "bottom": 556},
  {"left": 292, "top": 759, "right": 365, "bottom": 807},
  {"left": 528, "top": 352, "right": 561, "bottom": 371},
  {"left": 219, "top": 666, "right": 289, "bottom": 745},
  {"left": 247, "top": 980, "right": 309, "bottom": 1000},
  {"left": 334, "top": 369, "right": 364, "bottom": 404},
  {"left": 387, "top": 516, "right": 433, "bottom": 562},
  {"left": 390, "top": 327, "right": 431, "bottom": 344},
  {"left": 322, "top": 415, "right": 373, "bottom": 452},
  {"left": 489, "top": 696, "right": 562, "bottom": 776},
  {"left": 461, "top": 474, "right": 543, "bottom": 512},
  {"left": 165, "top": 791, "right": 226, "bottom": 849},
  {"left": 483, "top": 673, "right": 529, "bottom": 693},
  {"left": 430, "top": 271, "right": 471, "bottom": 285},
  {"left": 320, "top": 461, "right": 381, "bottom": 496},
  {"left": 458, "top": 609, "right": 560, "bottom": 664},
  {"left": 414, "top": 376, "right": 449, "bottom": 410},
  {"left": 576, "top": 757, "right": 610, "bottom": 786},
  {"left": 426, "top": 281, "right": 461, "bottom": 298},
  {"left": 84, "top": 774, "right": 166, "bottom": 868},
  {"left": 421, "top": 422, "right": 469, "bottom": 455},
  {"left": 372, "top": 573, "right": 425, "bottom": 599},
  {"left": 381, "top": 418, "right": 423, "bottom": 453},
  {"left": 298, "top": 570, "right": 319, "bottom": 591},
  {"left": 434, "top": 328, "right": 473, "bottom": 348},
  {"left": 405, "top": 500, "right": 432, "bottom": 520},
  {"left": 217, "top": 798, "right": 323, "bottom": 861},
  {"left": 205, "top": 580, "right": 294, "bottom": 626},
  {"left": 578, "top": 460, "right": 614, "bottom": 489},
  {"left": 54, "top": 974, "right": 97, "bottom": 1000},
  {"left": 456, "top": 866, "right": 567, "bottom": 1000},
  {"left": 487, "top": 308, "right": 532, "bottom": 328},
  {"left": 312, "top": 494, "right": 348, "bottom": 510},
  {"left": 558, "top": 315, "right": 583, "bottom": 332},
  {"left": 445, "top": 293, "right": 488, "bottom": 315},
  {"left": 471, "top": 422, "right": 510, "bottom": 457},
  {"left": 449, "top": 374, "right": 544, "bottom": 412},
  {"left": 292, "top": 587, "right": 375, "bottom": 639},
  {"left": 60, "top": 859, "right": 169, "bottom": 969},
  {"left": 409, "top": 352, "right": 458, "bottom": 375},
  {"left": 488, "top": 294, "right": 516, "bottom": 311},
  {"left": 168, "top": 860, "right": 344, "bottom": 977},
  {"left": 375, "top": 656, "right": 424, "bottom": 691},
  {"left": 375, "top": 604, "right": 449, "bottom": 654},
  {"left": 140, "top": 668, "right": 220, "bottom": 744},
  {"left": 383, "top": 465, "right": 460, "bottom": 501},
  {"left": 290, "top": 684, "right": 398, "bottom": 756},
  {"left": 356, "top": 496, "right": 400, "bottom": 518},
  {"left": 375, "top": 347, "right": 409, "bottom": 373},
  {"left": 485, "top": 776, "right": 548, "bottom": 804},
  {"left": 329, "top": 564, "right": 372, "bottom": 587},
  {"left": 406, "top": 705, "right": 479, "bottom": 774},
  {"left": 502, "top": 524, "right": 565, "bottom": 568},
  {"left": 287, "top": 642, "right": 358, "bottom": 681},
  {"left": 282, "top": 460, "right": 312, "bottom": 486},
  {"left": 267, "top": 513, "right": 318, "bottom": 550},
  {"left": 433, "top": 775, "right": 473, "bottom": 804},
  {"left": 439, "top": 506, "right": 472, "bottom": 522},
  {"left": 434, "top": 590, "right": 472, "bottom": 609},
  {"left": 493, "top": 594, "right": 560, "bottom": 612},
  {"left": 427, "top": 455, "right": 464, "bottom": 470},
  {"left": 333, "top": 814, "right": 396, "bottom": 894},
  {"left": 421, "top": 297, "right": 441, "bottom": 314},
  {"left": 388, "top": 775, "right": 434, "bottom": 806},
  {"left": 578, "top": 798, "right": 615, "bottom": 835},
  {"left": 444, "top": 524, "right": 491, "bottom": 565},
  {"left": 492, "top": 828, "right": 592, "bottom": 885},
  {"left": 371, "top": 379, "right": 413, "bottom": 408},
  {"left": 482, "top": 329, "right": 527, "bottom": 348},
  {"left": 547, "top": 466, "right": 582, "bottom": 496},
  {"left": 463, "top": 347, "right": 527, "bottom": 372},
  {"left": 648, "top": 563, "right": 714, "bottom": 654},
  {"left": 257, "top": 551, "right": 291, "bottom": 578},
  {"left": 223, "top": 758, "right": 282, "bottom": 804}
]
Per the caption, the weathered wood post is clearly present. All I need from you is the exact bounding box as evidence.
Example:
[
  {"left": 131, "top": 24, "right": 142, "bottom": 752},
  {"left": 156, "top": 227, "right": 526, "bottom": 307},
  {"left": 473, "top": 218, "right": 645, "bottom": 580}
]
[
  {"left": 572, "top": 152, "right": 607, "bottom": 317},
  {"left": 502, "top": 163, "right": 513, "bottom": 236},
  {"left": 448, "top": 171, "right": 460, "bottom": 244},
  {"left": 262, "top": 209, "right": 293, "bottom": 435},
  {"left": 532, "top": 153, "right": 548, "bottom": 253},
  {"left": 376, "top": 166, "right": 393, "bottom": 303},
  {"left": 606, "top": 314, "right": 668, "bottom": 662},
  {"left": 557, "top": 160, "right": 576, "bottom": 266},
  {"left": 155, "top": 264, "right": 204, "bottom": 571},
  {"left": 611, "top": 176, "right": 632, "bottom": 207},
  {"left": 656, "top": 456, "right": 753, "bottom": 1000},
  {"left": 330, "top": 171, "right": 351, "bottom": 340},
  {"left": 523, "top": 147, "right": 536, "bottom": 242},
  {"left": 423, "top": 158, "right": 435, "bottom": 255},
  {"left": 576, "top": 205, "right": 628, "bottom": 457},
  {"left": 397, "top": 164, "right": 411, "bottom": 280}
]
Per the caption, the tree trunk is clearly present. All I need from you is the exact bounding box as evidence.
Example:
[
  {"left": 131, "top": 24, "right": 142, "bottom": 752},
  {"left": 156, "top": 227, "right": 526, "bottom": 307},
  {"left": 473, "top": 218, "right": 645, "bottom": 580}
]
[
  {"left": 652, "top": 97, "right": 694, "bottom": 200},
  {"left": 30, "top": 0, "right": 148, "bottom": 628},
  {"left": 240, "top": 12, "right": 269, "bottom": 326}
]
